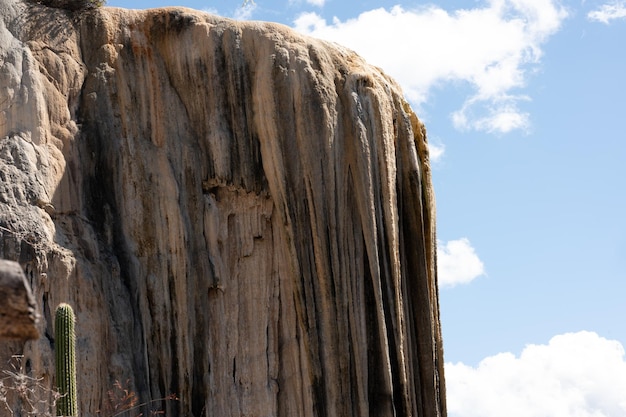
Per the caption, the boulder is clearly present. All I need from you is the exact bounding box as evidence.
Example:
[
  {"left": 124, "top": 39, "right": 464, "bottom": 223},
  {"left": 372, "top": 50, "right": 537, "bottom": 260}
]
[{"left": 0, "top": 259, "right": 39, "bottom": 340}]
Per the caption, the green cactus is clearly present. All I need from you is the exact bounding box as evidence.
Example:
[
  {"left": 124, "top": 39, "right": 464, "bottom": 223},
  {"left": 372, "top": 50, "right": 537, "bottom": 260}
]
[{"left": 55, "top": 303, "right": 78, "bottom": 417}]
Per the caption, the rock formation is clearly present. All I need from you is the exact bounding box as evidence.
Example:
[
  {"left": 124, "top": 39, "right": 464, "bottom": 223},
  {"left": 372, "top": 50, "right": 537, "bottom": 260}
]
[
  {"left": 0, "top": 1, "right": 446, "bottom": 416},
  {"left": 0, "top": 259, "right": 39, "bottom": 340}
]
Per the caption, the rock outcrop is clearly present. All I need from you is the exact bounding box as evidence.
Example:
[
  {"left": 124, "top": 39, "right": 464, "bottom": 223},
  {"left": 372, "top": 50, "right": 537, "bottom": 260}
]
[
  {"left": 0, "top": 259, "right": 39, "bottom": 339},
  {"left": 0, "top": 1, "right": 446, "bottom": 416}
]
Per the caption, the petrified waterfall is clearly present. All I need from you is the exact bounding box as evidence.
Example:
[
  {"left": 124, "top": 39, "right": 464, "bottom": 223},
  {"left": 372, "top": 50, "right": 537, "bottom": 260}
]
[{"left": 0, "top": 1, "right": 446, "bottom": 416}]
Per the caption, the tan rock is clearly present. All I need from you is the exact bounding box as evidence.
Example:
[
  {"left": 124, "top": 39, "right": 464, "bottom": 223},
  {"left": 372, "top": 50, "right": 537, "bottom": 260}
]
[
  {"left": 0, "top": 259, "right": 39, "bottom": 340},
  {"left": 0, "top": 1, "right": 446, "bottom": 416}
]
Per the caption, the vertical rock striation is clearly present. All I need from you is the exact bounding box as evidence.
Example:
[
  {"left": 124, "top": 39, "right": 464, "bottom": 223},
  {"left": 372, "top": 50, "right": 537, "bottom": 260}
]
[{"left": 0, "top": 1, "right": 446, "bottom": 416}]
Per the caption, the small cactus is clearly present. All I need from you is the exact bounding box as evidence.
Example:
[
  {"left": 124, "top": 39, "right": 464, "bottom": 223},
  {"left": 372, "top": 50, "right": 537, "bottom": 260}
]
[{"left": 55, "top": 303, "right": 78, "bottom": 417}]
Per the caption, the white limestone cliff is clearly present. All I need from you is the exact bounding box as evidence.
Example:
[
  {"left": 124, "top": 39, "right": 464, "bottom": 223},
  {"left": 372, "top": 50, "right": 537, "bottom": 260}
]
[{"left": 0, "top": 2, "right": 446, "bottom": 416}]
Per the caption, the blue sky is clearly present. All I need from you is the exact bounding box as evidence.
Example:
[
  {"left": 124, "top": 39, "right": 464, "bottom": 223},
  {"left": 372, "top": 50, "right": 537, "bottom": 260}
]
[{"left": 105, "top": 0, "right": 626, "bottom": 415}]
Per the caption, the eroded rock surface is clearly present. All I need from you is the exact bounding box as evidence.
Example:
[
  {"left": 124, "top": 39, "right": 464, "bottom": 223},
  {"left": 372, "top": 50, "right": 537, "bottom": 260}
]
[
  {"left": 0, "top": 1, "right": 446, "bottom": 416},
  {"left": 0, "top": 259, "right": 39, "bottom": 339}
]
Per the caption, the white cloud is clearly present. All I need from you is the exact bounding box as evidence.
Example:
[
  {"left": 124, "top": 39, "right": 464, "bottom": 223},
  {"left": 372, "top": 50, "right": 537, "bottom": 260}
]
[
  {"left": 233, "top": 2, "right": 257, "bottom": 20},
  {"left": 293, "top": 1, "right": 568, "bottom": 134},
  {"left": 289, "top": 0, "right": 326, "bottom": 6},
  {"left": 428, "top": 142, "right": 446, "bottom": 163},
  {"left": 588, "top": 1, "right": 626, "bottom": 23},
  {"left": 201, "top": 7, "right": 218, "bottom": 15},
  {"left": 453, "top": 99, "right": 531, "bottom": 133},
  {"left": 446, "top": 331, "right": 626, "bottom": 417},
  {"left": 437, "top": 238, "right": 485, "bottom": 287}
]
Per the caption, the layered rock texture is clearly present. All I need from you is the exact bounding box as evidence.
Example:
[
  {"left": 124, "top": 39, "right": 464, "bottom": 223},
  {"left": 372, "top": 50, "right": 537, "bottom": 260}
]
[{"left": 0, "top": 1, "right": 446, "bottom": 416}]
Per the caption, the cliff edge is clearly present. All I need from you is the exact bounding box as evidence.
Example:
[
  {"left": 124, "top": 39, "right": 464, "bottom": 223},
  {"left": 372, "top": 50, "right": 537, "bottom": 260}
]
[{"left": 0, "top": 1, "right": 446, "bottom": 416}]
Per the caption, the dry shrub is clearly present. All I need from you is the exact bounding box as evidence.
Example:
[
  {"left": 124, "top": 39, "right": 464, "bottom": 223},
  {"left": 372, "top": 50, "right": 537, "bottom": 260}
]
[{"left": 0, "top": 355, "right": 61, "bottom": 417}]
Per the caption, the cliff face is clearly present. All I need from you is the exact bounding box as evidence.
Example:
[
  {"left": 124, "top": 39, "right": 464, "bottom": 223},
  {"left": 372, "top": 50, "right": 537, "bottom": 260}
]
[{"left": 0, "top": 1, "right": 446, "bottom": 416}]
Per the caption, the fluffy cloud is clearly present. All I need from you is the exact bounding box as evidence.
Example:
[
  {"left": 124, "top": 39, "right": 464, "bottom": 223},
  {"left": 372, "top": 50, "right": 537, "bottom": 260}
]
[
  {"left": 201, "top": 7, "right": 218, "bottom": 15},
  {"left": 233, "top": 2, "right": 257, "bottom": 20},
  {"left": 446, "top": 331, "right": 626, "bottom": 417},
  {"left": 428, "top": 142, "right": 446, "bottom": 163},
  {"left": 293, "top": 1, "right": 568, "bottom": 133},
  {"left": 437, "top": 238, "right": 485, "bottom": 287},
  {"left": 588, "top": 1, "right": 626, "bottom": 24},
  {"left": 289, "top": 0, "right": 326, "bottom": 6}
]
